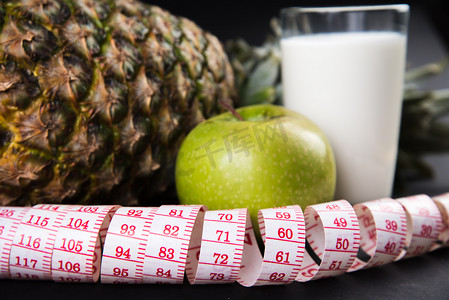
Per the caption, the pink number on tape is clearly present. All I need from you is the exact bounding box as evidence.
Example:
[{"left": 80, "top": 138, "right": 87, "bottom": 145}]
[
  {"left": 189, "top": 208, "right": 246, "bottom": 284},
  {"left": 432, "top": 193, "right": 449, "bottom": 248},
  {"left": 237, "top": 205, "right": 305, "bottom": 286},
  {"left": 296, "top": 200, "right": 360, "bottom": 281},
  {"left": 9, "top": 205, "right": 68, "bottom": 280},
  {"left": 397, "top": 194, "right": 443, "bottom": 258},
  {"left": 51, "top": 205, "right": 119, "bottom": 283},
  {"left": 349, "top": 198, "right": 407, "bottom": 271},
  {"left": 101, "top": 207, "right": 158, "bottom": 284},
  {"left": 0, "top": 207, "right": 30, "bottom": 278}
]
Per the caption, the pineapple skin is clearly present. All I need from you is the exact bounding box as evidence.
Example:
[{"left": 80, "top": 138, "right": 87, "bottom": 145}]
[{"left": 0, "top": 0, "right": 235, "bottom": 205}]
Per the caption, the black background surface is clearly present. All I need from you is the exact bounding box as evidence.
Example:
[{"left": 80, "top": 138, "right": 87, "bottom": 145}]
[
  {"left": 2, "top": 1, "right": 449, "bottom": 299},
  {"left": 145, "top": 0, "right": 449, "bottom": 48}
]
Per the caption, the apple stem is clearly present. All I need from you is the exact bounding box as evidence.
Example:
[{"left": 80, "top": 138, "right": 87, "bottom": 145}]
[{"left": 219, "top": 99, "right": 244, "bottom": 121}]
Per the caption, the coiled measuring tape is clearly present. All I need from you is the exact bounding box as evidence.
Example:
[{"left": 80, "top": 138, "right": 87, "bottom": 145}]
[{"left": 0, "top": 193, "right": 448, "bottom": 286}]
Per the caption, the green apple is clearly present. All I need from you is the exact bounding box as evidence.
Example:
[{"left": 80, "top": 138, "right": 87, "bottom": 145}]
[{"left": 175, "top": 104, "right": 336, "bottom": 225}]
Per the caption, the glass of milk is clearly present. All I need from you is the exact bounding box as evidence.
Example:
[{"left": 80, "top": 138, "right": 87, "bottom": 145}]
[{"left": 280, "top": 5, "right": 409, "bottom": 204}]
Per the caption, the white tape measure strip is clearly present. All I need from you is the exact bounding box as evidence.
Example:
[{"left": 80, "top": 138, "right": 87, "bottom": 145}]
[
  {"left": 142, "top": 205, "right": 205, "bottom": 284},
  {"left": 238, "top": 205, "right": 305, "bottom": 286},
  {"left": 101, "top": 207, "right": 158, "bottom": 284},
  {"left": 431, "top": 193, "right": 449, "bottom": 249},
  {"left": 296, "top": 200, "right": 360, "bottom": 281},
  {"left": 349, "top": 198, "right": 408, "bottom": 271},
  {"left": 8, "top": 204, "right": 69, "bottom": 280},
  {"left": 51, "top": 205, "right": 119, "bottom": 283},
  {"left": 397, "top": 194, "right": 443, "bottom": 259},
  {"left": 0, "top": 193, "right": 448, "bottom": 286},
  {"left": 189, "top": 208, "right": 247, "bottom": 284},
  {"left": 0, "top": 207, "right": 31, "bottom": 278}
]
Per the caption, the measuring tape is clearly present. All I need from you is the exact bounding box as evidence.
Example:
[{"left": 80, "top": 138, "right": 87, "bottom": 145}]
[{"left": 0, "top": 193, "right": 448, "bottom": 286}]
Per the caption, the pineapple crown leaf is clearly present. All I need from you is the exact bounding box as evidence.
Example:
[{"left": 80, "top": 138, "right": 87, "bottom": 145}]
[{"left": 404, "top": 56, "right": 449, "bottom": 83}]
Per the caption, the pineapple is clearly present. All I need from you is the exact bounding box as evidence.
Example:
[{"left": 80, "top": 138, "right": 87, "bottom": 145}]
[{"left": 0, "top": 0, "right": 235, "bottom": 205}]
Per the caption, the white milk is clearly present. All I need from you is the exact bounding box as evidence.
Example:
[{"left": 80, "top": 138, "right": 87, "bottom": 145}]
[{"left": 281, "top": 32, "right": 407, "bottom": 203}]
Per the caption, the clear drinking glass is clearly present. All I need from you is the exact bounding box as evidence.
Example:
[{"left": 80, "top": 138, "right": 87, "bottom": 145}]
[{"left": 280, "top": 5, "right": 410, "bottom": 204}]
